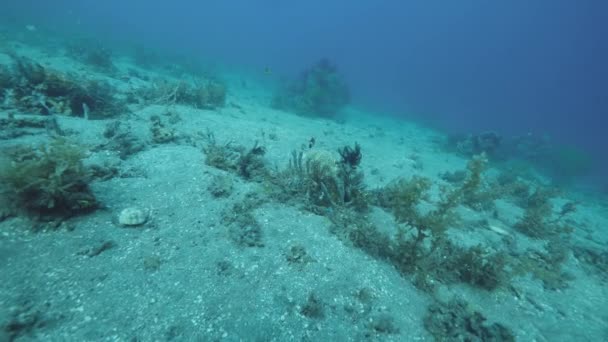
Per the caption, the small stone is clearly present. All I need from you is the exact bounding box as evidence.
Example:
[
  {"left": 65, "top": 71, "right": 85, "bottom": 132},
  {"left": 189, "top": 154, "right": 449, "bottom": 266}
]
[{"left": 118, "top": 207, "right": 148, "bottom": 226}]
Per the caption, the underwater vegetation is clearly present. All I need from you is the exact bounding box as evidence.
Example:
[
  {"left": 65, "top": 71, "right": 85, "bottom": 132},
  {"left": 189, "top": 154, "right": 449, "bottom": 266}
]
[
  {"left": 378, "top": 156, "right": 488, "bottom": 243},
  {"left": 221, "top": 192, "right": 268, "bottom": 248},
  {"left": 202, "top": 132, "right": 268, "bottom": 182},
  {"left": 202, "top": 137, "right": 367, "bottom": 214},
  {"left": 95, "top": 120, "right": 146, "bottom": 160},
  {"left": 200, "top": 130, "right": 517, "bottom": 292},
  {"left": 2, "top": 35, "right": 598, "bottom": 340},
  {"left": 149, "top": 115, "right": 176, "bottom": 144},
  {"left": 1, "top": 53, "right": 127, "bottom": 118},
  {"left": 0, "top": 113, "right": 57, "bottom": 139},
  {"left": 572, "top": 245, "right": 608, "bottom": 282},
  {"left": 272, "top": 58, "right": 350, "bottom": 118},
  {"left": 513, "top": 238, "right": 573, "bottom": 290},
  {"left": 513, "top": 187, "right": 576, "bottom": 239},
  {"left": 448, "top": 130, "right": 595, "bottom": 187},
  {"left": 207, "top": 174, "right": 234, "bottom": 198},
  {"left": 424, "top": 299, "right": 515, "bottom": 341},
  {"left": 202, "top": 136, "right": 520, "bottom": 293},
  {"left": 0, "top": 138, "right": 97, "bottom": 220},
  {"left": 2, "top": 48, "right": 227, "bottom": 120},
  {"left": 360, "top": 155, "right": 510, "bottom": 291},
  {"left": 278, "top": 143, "right": 367, "bottom": 212},
  {"left": 133, "top": 78, "right": 226, "bottom": 109}
]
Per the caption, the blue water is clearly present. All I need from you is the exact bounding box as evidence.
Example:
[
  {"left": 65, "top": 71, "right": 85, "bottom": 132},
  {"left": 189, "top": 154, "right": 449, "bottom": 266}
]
[{"left": 4, "top": 0, "right": 607, "bottom": 186}]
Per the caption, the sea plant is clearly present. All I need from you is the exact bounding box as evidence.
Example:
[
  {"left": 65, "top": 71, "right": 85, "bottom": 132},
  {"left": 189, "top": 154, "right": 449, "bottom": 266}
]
[
  {"left": 69, "top": 79, "right": 127, "bottom": 119},
  {"left": 0, "top": 64, "right": 14, "bottom": 92},
  {"left": 0, "top": 138, "right": 97, "bottom": 219},
  {"left": 369, "top": 155, "right": 513, "bottom": 290},
  {"left": 512, "top": 238, "right": 573, "bottom": 290},
  {"left": 458, "top": 153, "right": 499, "bottom": 211},
  {"left": 221, "top": 193, "right": 267, "bottom": 247},
  {"left": 338, "top": 142, "right": 362, "bottom": 168},
  {"left": 514, "top": 187, "right": 574, "bottom": 239},
  {"left": 202, "top": 132, "right": 242, "bottom": 171},
  {"left": 424, "top": 299, "right": 514, "bottom": 341},
  {"left": 280, "top": 144, "right": 367, "bottom": 210},
  {"left": 452, "top": 245, "right": 507, "bottom": 290},
  {"left": 202, "top": 133, "right": 268, "bottom": 181},
  {"left": 237, "top": 141, "right": 267, "bottom": 180},
  {"left": 5, "top": 54, "right": 126, "bottom": 118},
  {"left": 136, "top": 78, "right": 226, "bottom": 109},
  {"left": 201, "top": 79, "right": 227, "bottom": 108},
  {"left": 383, "top": 174, "right": 460, "bottom": 246}
]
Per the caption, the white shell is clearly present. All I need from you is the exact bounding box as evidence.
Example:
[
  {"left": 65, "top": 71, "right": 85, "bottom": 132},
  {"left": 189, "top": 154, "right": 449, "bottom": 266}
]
[
  {"left": 488, "top": 224, "right": 510, "bottom": 236},
  {"left": 118, "top": 207, "right": 148, "bottom": 226}
]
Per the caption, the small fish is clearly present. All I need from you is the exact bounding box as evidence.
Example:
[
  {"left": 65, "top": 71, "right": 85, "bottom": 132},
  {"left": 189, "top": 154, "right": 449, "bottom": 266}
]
[
  {"left": 25, "top": 24, "right": 37, "bottom": 32},
  {"left": 308, "top": 137, "right": 316, "bottom": 149},
  {"left": 263, "top": 67, "right": 272, "bottom": 75}
]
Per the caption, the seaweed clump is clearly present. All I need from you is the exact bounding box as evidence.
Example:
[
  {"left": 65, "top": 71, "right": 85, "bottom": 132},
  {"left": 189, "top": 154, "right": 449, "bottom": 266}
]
[
  {"left": 94, "top": 121, "right": 145, "bottom": 159},
  {"left": 424, "top": 299, "right": 514, "bottom": 341},
  {"left": 149, "top": 115, "right": 175, "bottom": 144},
  {"left": 379, "top": 175, "right": 457, "bottom": 279},
  {"left": 514, "top": 187, "right": 575, "bottom": 239},
  {"left": 3, "top": 54, "right": 127, "bottom": 118},
  {"left": 440, "top": 154, "right": 497, "bottom": 211},
  {"left": 280, "top": 143, "right": 367, "bottom": 211},
  {"left": 221, "top": 193, "right": 266, "bottom": 247},
  {"left": 0, "top": 138, "right": 97, "bottom": 220},
  {"left": 452, "top": 245, "right": 508, "bottom": 290},
  {"left": 572, "top": 245, "right": 608, "bottom": 281},
  {"left": 513, "top": 239, "right": 573, "bottom": 290},
  {"left": 135, "top": 78, "right": 226, "bottom": 109},
  {"left": 359, "top": 155, "right": 509, "bottom": 291},
  {"left": 272, "top": 58, "right": 350, "bottom": 118},
  {"left": 202, "top": 133, "right": 269, "bottom": 182}
]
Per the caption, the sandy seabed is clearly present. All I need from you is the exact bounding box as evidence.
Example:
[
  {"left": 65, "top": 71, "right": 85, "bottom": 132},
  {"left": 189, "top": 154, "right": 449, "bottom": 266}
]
[{"left": 0, "top": 38, "right": 607, "bottom": 341}]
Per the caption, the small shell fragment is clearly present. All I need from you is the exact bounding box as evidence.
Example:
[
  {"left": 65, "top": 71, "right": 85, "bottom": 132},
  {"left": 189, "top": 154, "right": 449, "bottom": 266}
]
[
  {"left": 118, "top": 207, "right": 148, "bottom": 226},
  {"left": 488, "top": 224, "right": 509, "bottom": 236}
]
